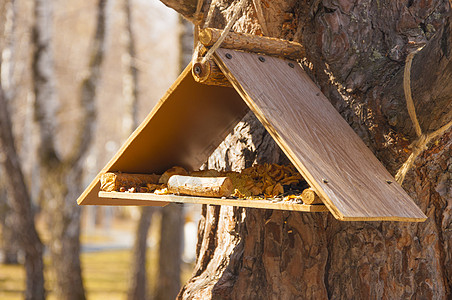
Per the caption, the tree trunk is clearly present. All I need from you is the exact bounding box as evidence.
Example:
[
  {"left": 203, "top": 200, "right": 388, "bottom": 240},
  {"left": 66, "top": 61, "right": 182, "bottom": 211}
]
[
  {"left": 0, "top": 178, "right": 20, "bottom": 265},
  {"left": 155, "top": 204, "right": 184, "bottom": 300},
  {"left": 0, "top": 66, "right": 46, "bottom": 300},
  {"left": 1, "top": 2, "right": 45, "bottom": 298},
  {"left": 128, "top": 207, "right": 154, "bottom": 300},
  {"left": 155, "top": 16, "right": 193, "bottom": 300},
  {"left": 161, "top": 1, "right": 452, "bottom": 299},
  {"left": 32, "top": 0, "right": 108, "bottom": 299}
]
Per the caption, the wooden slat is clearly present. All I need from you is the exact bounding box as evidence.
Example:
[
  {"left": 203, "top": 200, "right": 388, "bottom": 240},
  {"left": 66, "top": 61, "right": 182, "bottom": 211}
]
[
  {"left": 214, "top": 48, "right": 427, "bottom": 222},
  {"left": 99, "top": 192, "right": 329, "bottom": 212},
  {"left": 77, "top": 63, "right": 249, "bottom": 205}
]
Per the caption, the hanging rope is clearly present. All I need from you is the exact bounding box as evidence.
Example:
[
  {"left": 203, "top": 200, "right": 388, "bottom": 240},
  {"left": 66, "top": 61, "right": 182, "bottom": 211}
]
[
  {"left": 201, "top": 0, "right": 248, "bottom": 63},
  {"left": 403, "top": 47, "right": 424, "bottom": 138},
  {"left": 192, "top": 0, "right": 248, "bottom": 65},
  {"left": 193, "top": 0, "right": 204, "bottom": 48},
  {"left": 395, "top": 47, "right": 452, "bottom": 184},
  {"left": 193, "top": 0, "right": 204, "bottom": 24}
]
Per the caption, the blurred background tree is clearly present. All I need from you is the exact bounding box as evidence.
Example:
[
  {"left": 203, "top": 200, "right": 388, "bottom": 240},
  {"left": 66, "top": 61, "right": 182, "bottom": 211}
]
[
  {"left": 1, "top": 0, "right": 191, "bottom": 299},
  {"left": 1, "top": 1, "right": 46, "bottom": 299}
]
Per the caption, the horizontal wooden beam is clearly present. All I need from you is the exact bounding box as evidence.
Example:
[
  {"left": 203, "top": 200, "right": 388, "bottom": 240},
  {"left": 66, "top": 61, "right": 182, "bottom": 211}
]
[{"left": 199, "top": 28, "right": 305, "bottom": 60}]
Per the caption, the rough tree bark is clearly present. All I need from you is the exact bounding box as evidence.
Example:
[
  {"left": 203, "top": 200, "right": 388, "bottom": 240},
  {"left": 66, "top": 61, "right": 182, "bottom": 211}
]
[
  {"left": 161, "top": 1, "right": 452, "bottom": 299},
  {"left": 32, "top": 0, "right": 108, "bottom": 299},
  {"left": 155, "top": 16, "right": 193, "bottom": 300}
]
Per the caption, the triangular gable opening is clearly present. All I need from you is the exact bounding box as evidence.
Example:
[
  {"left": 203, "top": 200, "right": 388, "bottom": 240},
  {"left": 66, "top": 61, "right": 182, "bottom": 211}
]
[{"left": 77, "top": 48, "right": 427, "bottom": 222}]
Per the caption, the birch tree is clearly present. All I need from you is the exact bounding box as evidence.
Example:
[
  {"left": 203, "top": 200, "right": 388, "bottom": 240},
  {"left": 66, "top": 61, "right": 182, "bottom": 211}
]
[
  {"left": 32, "top": 0, "right": 109, "bottom": 298},
  {"left": 0, "top": 1, "right": 45, "bottom": 299}
]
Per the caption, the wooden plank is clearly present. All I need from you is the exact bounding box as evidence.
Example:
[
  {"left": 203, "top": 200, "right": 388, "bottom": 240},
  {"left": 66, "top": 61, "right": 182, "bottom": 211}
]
[
  {"left": 77, "top": 63, "right": 249, "bottom": 205},
  {"left": 98, "top": 192, "right": 329, "bottom": 212},
  {"left": 214, "top": 48, "right": 427, "bottom": 222}
]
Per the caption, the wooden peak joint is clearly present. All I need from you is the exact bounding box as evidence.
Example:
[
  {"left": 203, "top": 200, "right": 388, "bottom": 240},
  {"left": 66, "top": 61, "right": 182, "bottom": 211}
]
[
  {"left": 192, "top": 58, "right": 232, "bottom": 87},
  {"left": 199, "top": 28, "right": 305, "bottom": 60}
]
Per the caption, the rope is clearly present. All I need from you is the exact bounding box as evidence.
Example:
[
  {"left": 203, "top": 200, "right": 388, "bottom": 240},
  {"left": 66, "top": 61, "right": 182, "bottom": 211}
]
[
  {"left": 403, "top": 47, "right": 424, "bottom": 137},
  {"left": 193, "top": 0, "right": 204, "bottom": 25},
  {"left": 193, "top": 0, "right": 204, "bottom": 52},
  {"left": 395, "top": 46, "right": 452, "bottom": 184},
  {"left": 395, "top": 121, "right": 452, "bottom": 184},
  {"left": 199, "top": 0, "right": 248, "bottom": 64},
  {"left": 203, "top": 0, "right": 218, "bottom": 29}
]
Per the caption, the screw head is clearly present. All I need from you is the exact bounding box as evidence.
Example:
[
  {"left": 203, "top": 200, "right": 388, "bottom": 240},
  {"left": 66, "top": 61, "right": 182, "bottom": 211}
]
[
  {"left": 386, "top": 180, "right": 393, "bottom": 184},
  {"left": 258, "top": 56, "right": 265, "bottom": 62},
  {"left": 288, "top": 62, "right": 295, "bottom": 68},
  {"left": 225, "top": 53, "right": 232, "bottom": 59},
  {"left": 322, "top": 179, "right": 329, "bottom": 184},
  {"left": 193, "top": 65, "right": 202, "bottom": 75}
]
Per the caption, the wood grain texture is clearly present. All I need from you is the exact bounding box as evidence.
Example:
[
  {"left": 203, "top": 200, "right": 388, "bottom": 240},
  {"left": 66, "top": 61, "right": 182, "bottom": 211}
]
[
  {"left": 77, "top": 63, "right": 248, "bottom": 205},
  {"left": 214, "top": 48, "right": 427, "bottom": 222},
  {"left": 98, "top": 192, "right": 328, "bottom": 212},
  {"left": 301, "top": 188, "right": 322, "bottom": 205}
]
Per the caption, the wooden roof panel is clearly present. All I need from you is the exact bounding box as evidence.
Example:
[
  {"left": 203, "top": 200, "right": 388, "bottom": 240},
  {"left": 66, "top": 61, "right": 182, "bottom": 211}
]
[
  {"left": 214, "top": 48, "right": 426, "bottom": 221},
  {"left": 77, "top": 64, "right": 248, "bottom": 205}
]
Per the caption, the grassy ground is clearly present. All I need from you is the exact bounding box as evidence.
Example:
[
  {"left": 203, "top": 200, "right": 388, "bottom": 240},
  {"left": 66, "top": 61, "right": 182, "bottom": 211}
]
[
  {"left": 0, "top": 248, "right": 194, "bottom": 300},
  {"left": 0, "top": 212, "right": 195, "bottom": 299}
]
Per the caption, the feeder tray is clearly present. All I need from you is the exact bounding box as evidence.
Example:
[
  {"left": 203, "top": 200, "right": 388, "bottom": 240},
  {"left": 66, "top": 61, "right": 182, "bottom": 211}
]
[{"left": 77, "top": 48, "right": 427, "bottom": 222}]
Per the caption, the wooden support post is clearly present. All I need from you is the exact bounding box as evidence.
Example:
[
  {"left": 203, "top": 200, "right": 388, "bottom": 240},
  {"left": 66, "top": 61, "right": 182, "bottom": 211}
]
[
  {"left": 167, "top": 175, "right": 233, "bottom": 197},
  {"left": 301, "top": 188, "right": 323, "bottom": 205},
  {"left": 192, "top": 58, "right": 232, "bottom": 87},
  {"left": 199, "top": 28, "right": 305, "bottom": 60}
]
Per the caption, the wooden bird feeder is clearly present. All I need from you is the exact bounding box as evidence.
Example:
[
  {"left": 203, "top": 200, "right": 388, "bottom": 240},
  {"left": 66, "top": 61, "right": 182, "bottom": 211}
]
[{"left": 77, "top": 32, "right": 427, "bottom": 222}]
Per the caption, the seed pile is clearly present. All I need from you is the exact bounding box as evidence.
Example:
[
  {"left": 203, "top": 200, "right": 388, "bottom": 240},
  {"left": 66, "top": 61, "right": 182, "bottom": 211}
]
[{"left": 101, "top": 163, "right": 312, "bottom": 203}]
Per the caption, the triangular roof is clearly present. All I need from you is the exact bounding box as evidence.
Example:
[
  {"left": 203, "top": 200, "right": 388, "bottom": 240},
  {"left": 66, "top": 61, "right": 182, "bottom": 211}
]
[{"left": 77, "top": 48, "right": 427, "bottom": 222}]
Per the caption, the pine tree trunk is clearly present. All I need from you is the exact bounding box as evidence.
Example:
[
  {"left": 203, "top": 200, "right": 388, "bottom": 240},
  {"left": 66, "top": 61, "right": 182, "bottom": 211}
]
[{"left": 164, "top": 1, "right": 451, "bottom": 299}]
